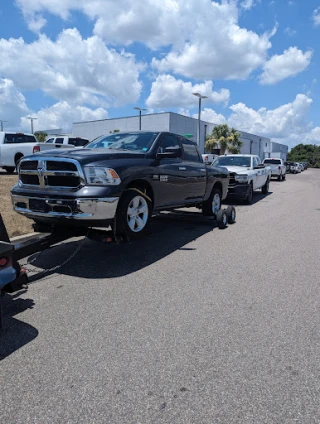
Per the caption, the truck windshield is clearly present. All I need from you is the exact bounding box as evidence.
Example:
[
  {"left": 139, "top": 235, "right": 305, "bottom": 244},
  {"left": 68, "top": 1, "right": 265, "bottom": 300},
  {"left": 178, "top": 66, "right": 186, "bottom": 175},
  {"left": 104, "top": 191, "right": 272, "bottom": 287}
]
[
  {"left": 264, "top": 159, "right": 281, "bottom": 164},
  {"left": 213, "top": 156, "right": 251, "bottom": 167},
  {"left": 86, "top": 132, "right": 159, "bottom": 152}
]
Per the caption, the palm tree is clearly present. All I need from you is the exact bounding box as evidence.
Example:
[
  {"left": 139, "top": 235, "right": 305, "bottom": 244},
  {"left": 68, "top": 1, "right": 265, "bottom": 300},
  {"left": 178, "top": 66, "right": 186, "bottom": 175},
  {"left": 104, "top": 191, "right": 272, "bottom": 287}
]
[{"left": 205, "top": 124, "right": 242, "bottom": 155}]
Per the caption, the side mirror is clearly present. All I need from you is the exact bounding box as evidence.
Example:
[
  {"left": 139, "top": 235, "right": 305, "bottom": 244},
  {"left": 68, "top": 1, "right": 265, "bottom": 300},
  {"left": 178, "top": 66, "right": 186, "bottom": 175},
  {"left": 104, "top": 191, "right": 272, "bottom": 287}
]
[
  {"left": 253, "top": 164, "right": 265, "bottom": 169},
  {"left": 157, "top": 147, "right": 182, "bottom": 159}
]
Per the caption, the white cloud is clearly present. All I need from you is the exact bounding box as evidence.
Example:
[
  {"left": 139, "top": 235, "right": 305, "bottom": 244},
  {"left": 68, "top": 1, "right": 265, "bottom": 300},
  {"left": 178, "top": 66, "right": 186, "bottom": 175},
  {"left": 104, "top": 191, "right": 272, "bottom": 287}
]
[
  {"left": 284, "top": 27, "right": 296, "bottom": 37},
  {"left": 0, "top": 78, "right": 30, "bottom": 129},
  {"left": 312, "top": 7, "right": 320, "bottom": 26},
  {"left": 0, "top": 78, "right": 107, "bottom": 132},
  {"left": 146, "top": 75, "right": 230, "bottom": 109},
  {"left": 259, "top": 47, "right": 312, "bottom": 85},
  {"left": 22, "top": 101, "right": 108, "bottom": 132},
  {"left": 195, "top": 108, "right": 227, "bottom": 125},
  {"left": 306, "top": 127, "right": 320, "bottom": 143},
  {"left": 0, "top": 29, "right": 144, "bottom": 108},
  {"left": 240, "top": 0, "right": 258, "bottom": 10},
  {"left": 15, "top": 0, "right": 275, "bottom": 81}
]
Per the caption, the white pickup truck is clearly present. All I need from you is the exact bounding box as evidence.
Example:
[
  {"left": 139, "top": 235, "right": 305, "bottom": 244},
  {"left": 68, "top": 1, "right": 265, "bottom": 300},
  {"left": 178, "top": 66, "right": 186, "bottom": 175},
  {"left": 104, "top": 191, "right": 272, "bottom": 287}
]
[
  {"left": 45, "top": 135, "right": 89, "bottom": 147},
  {"left": 212, "top": 154, "right": 271, "bottom": 203},
  {"left": 262, "top": 158, "right": 286, "bottom": 180},
  {"left": 0, "top": 131, "right": 77, "bottom": 173}
]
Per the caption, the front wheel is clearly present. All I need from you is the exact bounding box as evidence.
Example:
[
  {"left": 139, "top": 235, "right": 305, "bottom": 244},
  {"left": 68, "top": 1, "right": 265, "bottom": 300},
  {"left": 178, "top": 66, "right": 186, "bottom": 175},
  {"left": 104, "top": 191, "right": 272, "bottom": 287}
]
[
  {"left": 3, "top": 167, "right": 15, "bottom": 173},
  {"left": 226, "top": 205, "right": 236, "bottom": 224},
  {"left": 202, "top": 188, "right": 221, "bottom": 217},
  {"left": 114, "top": 190, "right": 151, "bottom": 239},
  {"left": 246, "top": 184, "right": 253, "bottom": 204},
  {"left": 261, "top": 178, "right": 269, "bottom": 194}
]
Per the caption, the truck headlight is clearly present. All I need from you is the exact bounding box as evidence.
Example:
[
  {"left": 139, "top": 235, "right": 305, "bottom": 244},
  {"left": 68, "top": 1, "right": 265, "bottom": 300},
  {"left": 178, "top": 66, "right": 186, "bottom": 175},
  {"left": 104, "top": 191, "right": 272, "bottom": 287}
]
[
  {"left": 235, "top": 175, "right": 248, "bottom": 183},
  {"left": 84, "top": 167, "right": 121, "bottom": 185}
]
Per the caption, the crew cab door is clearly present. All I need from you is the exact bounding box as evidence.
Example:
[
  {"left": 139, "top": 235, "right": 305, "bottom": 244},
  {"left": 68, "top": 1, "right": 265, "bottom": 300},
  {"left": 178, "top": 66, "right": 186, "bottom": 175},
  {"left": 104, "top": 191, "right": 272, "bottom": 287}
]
[
  {"left": 180, "top": 137, "right": 207, "bottom": 202},
  {"left": 254, "top": 156, "right": 266, "bottom": 188},
  {"left": 153, "top": 133, "right": 186, "bottom": 207}
]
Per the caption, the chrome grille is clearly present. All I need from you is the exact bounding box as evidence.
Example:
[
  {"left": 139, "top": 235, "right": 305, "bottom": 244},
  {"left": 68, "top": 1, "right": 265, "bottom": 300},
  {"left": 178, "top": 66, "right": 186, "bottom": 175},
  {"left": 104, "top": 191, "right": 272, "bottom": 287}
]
[{"left": 18, "top": 158, "right": 84, "bottom": 190}]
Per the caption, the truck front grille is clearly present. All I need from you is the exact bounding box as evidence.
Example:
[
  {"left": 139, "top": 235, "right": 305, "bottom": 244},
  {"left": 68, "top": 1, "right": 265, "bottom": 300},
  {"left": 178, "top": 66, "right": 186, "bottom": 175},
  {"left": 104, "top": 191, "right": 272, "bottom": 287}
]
[
  {"left": 18, "top": 158, "right": 84, "bottom": 190},
  {"left": 228, "top": 173, "right": 236, "bottom": 186}
]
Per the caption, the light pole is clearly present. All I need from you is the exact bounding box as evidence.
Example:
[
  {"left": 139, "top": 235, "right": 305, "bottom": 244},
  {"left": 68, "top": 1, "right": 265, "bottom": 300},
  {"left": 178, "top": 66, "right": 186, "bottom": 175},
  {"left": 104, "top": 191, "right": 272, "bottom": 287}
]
[
  {"left": 0, "top": 120, "right": 8, "bottom": 131},
  {"left": 193, "top": 93, "right": 208, "bottom": 152},
  {"left": 134, "top": 107, "right": 147, "bottom": 130},
  {"left": 26, "top": 116, "right": 37, "bottom": 133}
]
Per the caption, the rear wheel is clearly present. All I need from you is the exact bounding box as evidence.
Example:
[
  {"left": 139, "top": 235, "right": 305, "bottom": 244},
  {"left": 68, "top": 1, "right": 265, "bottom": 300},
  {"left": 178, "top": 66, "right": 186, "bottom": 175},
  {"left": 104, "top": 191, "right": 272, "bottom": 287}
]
[
  {"left": 216, "top": 209, "right": 228, "bottom": 229},
  {"left": 202, "top": 188, "right": 221, "bottom": 217},
  {"left": 114, "top": 190, "right": 151, "bottom": 239}
]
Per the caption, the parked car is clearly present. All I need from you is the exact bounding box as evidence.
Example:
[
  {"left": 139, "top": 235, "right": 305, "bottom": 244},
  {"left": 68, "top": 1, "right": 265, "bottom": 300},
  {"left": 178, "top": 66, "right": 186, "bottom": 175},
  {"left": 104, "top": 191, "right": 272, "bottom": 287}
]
[
  {"left": 296, "top": 163, "right": 302, "bottom": 173},
  {"left": 211, "top": 154, "right": 271, "bottom": 204},
  {"left": 11, "top": 131, "right": 231, "bottom": 237},
  {"left": 262, "top": 158, "right": 286, "bottom": 181},
  {"left": 45, "top": 135, "right": 89, "bottom": 147},
  {"left": 285, "top": 162, "right": 299, "bottom": 174}
]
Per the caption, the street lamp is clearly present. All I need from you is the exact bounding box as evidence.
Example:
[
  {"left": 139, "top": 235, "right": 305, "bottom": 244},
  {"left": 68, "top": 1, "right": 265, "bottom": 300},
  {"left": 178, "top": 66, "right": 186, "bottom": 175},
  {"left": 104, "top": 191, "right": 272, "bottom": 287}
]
[
  {"left": 26, "top": 116, "right": 38, "bottom": 134},
  {"left": 193, "top": 93, "right": 208, "bottom": 152},
  {"left": 134, "top": 107, "right": 147, "bottom": 130},
  {"left": 0, "top": 120, "right": 8, "bottom": 131}
]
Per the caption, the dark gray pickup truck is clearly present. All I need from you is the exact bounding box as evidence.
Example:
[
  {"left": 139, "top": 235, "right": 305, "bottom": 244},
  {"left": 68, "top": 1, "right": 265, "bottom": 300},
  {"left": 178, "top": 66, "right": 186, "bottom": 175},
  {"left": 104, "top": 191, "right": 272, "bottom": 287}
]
[{"left": 11, "top": 131, "right": 229, "bottom": 237}]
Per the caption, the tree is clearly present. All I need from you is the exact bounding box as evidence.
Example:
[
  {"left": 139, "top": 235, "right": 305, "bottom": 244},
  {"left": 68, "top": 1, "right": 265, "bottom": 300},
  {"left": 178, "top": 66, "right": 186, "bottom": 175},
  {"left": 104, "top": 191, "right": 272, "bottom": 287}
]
[
  {"left": 205, "top": 124, "right": 242, "bottom": 155},
  {"left": 34, "top": 132, "right": 47, "bottom": 143},
  {"left": 288, "top": 143, "right": 320, "bottom": 168}
]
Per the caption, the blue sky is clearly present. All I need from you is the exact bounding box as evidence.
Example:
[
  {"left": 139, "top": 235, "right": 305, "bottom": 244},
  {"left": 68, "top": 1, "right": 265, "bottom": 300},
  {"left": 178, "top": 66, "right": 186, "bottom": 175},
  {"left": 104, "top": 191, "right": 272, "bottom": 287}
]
[{"left": 0, "top": 0, "right": 319, "bottom": 148}]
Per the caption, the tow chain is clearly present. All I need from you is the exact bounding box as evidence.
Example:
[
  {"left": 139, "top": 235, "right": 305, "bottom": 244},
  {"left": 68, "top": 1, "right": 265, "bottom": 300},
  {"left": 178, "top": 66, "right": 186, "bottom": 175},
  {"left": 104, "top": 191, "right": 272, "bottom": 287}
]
[{"left": 20, "top": 233, "right": 88, "bottom": 276}]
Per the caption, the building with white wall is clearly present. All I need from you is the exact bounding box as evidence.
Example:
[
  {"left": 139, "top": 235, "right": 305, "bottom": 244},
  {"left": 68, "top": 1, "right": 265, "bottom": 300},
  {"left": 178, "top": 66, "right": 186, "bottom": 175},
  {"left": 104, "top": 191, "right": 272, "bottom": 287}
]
[{"left": 72, "top": 112, "right": 288, "bottom": 161}]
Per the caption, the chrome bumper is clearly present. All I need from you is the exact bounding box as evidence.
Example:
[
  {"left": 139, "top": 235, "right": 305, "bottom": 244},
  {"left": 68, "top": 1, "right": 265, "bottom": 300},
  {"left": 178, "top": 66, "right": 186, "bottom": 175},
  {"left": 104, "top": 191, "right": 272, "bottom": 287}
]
[{"left": 11, "top": 195, "right": 119, "bottom": 221}]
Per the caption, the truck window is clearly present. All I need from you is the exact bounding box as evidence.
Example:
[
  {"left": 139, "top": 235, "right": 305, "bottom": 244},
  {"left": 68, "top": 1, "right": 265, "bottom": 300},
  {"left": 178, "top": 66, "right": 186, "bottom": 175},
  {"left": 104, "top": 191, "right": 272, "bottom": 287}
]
[
  {"left": 263, "top": 159, "right": 281, "bottom": 165},
  {"left": 181, "top": 138, "right": 201, "bottom": 162},
  {"left": 157, "top": 134, "right": 181, "bottom": 154},
  {"left": 55, "top": 138, "right": 64, "bottom": 144},
  {"left": 4, "top": 134, "right": 36, "bottom": 144},
  {"left": 253, "top": 157, "right": 259, "bottom": 167},
  {"left": 46, "top": 138, "right": 54, "bottom": 143}
]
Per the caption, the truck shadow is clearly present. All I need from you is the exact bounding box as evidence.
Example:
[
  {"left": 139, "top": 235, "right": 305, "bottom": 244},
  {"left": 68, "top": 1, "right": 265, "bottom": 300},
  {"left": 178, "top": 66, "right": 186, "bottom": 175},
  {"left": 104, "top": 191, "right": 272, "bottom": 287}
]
[
  {"left": 26, "top": 212, "right": 222, "bottom": 281},
  {"left": 223, "top": 191, "right": 273, "bottom": 206},
  {"left": 0, "top": 290, "right": 38, "bottom": 360}
]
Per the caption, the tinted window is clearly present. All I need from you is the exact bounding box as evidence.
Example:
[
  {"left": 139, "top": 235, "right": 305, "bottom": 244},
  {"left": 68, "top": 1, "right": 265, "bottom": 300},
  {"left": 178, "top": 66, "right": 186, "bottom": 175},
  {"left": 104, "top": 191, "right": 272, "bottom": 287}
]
[
  {"left": 46, "top": 138, "right": 54, "bottom": 143},
  {"left": 157, "top": 134, "right": 180, "bottom": 153},
  {"left": 263, "top": 159, "right": 281, "bottom": 165},
  {"left": 4, "top": 133, "right": 36, "bottom": 144},
  {"left": 87, "top": 132, "right": 159, "bottom": 152},
  {"left": 182, "top": 138, "right": 201, "bottom": 162},
  {"left": 69, "top": 138, "right": 89, "bottom": 147},
  {"left": 55, "top": 138, "right": 64, "bottom": 144}
]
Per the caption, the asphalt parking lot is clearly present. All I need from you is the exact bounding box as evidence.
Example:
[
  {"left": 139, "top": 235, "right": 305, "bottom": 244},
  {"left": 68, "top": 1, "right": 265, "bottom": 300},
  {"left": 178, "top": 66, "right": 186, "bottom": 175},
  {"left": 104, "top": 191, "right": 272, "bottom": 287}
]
[{"left": 1, "top": 169, "right": 320, "bottom": 423}]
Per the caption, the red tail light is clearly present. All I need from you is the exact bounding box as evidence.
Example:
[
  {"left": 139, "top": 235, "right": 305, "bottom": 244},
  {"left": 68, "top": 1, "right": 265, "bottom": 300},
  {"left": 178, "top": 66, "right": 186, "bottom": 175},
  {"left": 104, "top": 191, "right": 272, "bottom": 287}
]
[
  {"left": 0, "top": 256, "right": 10, "bottom": 268},
  {"left": 33, "top": 145, "right": 40, "bottom": 153},
  {"left": 278, "top": 166, "right": 281, "bottom": 170}
]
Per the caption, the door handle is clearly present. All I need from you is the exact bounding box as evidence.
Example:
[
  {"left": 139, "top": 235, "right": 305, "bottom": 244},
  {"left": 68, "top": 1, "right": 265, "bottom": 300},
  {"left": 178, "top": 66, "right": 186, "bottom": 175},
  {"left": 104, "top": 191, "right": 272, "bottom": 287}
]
[{"left": 179, "top": 167, "right": 186, "bottom": 170}]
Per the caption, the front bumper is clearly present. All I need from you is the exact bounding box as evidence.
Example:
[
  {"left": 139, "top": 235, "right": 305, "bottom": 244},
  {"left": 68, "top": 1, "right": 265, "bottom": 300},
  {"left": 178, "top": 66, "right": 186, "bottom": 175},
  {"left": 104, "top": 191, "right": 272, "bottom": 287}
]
[
  {"left": 11, "top": 194, "right": 119, "bottom": 224},
  {"left": 226, "top": 183, "right": 250, "bottom": 199}
]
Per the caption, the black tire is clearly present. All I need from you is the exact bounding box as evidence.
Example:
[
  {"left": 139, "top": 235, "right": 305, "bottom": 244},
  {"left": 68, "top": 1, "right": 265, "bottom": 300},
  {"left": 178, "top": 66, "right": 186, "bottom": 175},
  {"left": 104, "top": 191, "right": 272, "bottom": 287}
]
[
  {"left": 262, "top": 178, "right": 269, "bottom": 195},
  {"left": 246, "top": 183, "right": 253, "bottom": 204},
  {"left": 3, "top": 167, "right": 15, "bottom": 173},
  {"left": 15, "top": 155, "right": 23, "bottom": 168},
  {"left": 278, "top": 174, "right": 282, "bottom": 181},
  {"left": 226, "top": 205, "right": 236, "bottom": 224},
  {"left": 282, "top": 173, "right": 286, "bottom": 180},
  {"left": 202, "top": 188, "right": 222, "bottom": 217},
  {"left": 216, "top": 209, "right": 228, "bottom": 229},
  {"left": 114, "top": 189, "right": 151, "bottom": 239}
]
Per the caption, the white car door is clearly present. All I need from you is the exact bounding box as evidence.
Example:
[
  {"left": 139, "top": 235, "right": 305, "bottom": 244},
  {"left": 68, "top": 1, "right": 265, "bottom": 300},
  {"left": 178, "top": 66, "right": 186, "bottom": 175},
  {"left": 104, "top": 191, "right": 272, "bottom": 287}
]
[{"left": 252, "top": 156, "right": 262, "bottom": 189}]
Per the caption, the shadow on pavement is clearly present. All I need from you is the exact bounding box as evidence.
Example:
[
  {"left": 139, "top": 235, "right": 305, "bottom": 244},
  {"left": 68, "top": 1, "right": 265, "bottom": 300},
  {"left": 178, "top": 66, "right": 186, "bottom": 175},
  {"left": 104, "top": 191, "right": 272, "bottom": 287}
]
[
  {"left": 26, "top": 211, "right": 222, "bottom": 281},
  {"left": 223, "top": 191, "right": 273, "bottom": 207},
  {"left": 0, "top": 290, "right": 38, "bottom": 360}
]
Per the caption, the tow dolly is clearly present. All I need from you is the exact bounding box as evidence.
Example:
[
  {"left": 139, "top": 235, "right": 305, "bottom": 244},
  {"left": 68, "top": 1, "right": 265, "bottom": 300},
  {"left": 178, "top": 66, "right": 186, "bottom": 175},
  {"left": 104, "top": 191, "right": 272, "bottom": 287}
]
[{"left": 0, "top": 214, "right": 118, "bottom": 330}]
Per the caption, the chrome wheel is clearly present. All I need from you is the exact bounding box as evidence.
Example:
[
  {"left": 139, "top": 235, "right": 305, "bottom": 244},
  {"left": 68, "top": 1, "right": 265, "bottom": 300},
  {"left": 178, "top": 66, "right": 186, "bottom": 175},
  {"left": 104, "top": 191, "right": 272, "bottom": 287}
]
[
  {"left": 212, "top": 193, "right": 221, "bottom": 214},
  {"left": 127, "top": 195, "right": 149, "bottom": 233}
]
